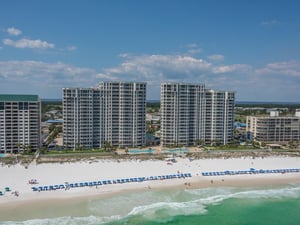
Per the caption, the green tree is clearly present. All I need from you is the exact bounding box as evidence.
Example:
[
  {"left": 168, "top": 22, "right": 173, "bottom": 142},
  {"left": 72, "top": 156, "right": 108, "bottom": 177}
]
[{"left": 103, "top": 141, "right": 113, "bottom": 152}]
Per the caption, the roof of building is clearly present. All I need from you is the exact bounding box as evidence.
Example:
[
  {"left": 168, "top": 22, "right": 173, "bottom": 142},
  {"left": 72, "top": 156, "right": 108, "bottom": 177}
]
[{"left": 0, "top": 94, "right": 39, "bottom": 102}]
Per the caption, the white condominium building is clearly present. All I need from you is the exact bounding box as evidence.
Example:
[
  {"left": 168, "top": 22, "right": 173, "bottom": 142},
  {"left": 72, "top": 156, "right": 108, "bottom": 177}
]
[
  {"left": 98, "top": 82, "right": 146, "bottom": 148},
  {"left": 202, "top": 89, "right": 235, "bottom": 145},
  {"left": 160, "top": 83, "right": 235, "bottom": 146},
  {"left": 247, "top": 110, "right": 300, "bottom": 143},
  {"left": 160, "top": 83, "right": 205, "bottom": 146},
  {"left": 0, "top": 94, "right": 41, "bottom": 153},
  {"left": 63, "top": 88, "right": 101, "bottom": 149},
  {"left": 63, "top": 82, "right": 146, "bottom": 149}
]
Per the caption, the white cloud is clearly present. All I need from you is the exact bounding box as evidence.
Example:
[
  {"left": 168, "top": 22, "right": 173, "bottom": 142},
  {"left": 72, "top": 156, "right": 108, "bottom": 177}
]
[
  {"left": 184, "top": 43, "right": 202, "bottom": 55},
  {"left": 7, "top": 27, "right": 22, "bottom": 36},
  {"left": 255, "top": 60, "right": 300, "bottom": 77},
  {"left": 0, "top": 60, "right": 95, "bottom": 79},
  {"left": 66, "top": 46, "right": 77, "bottom": 51},
  {"left": 3, "top": 28, "right": 76, "bottom": 52},
  {"left": 213, "top": 64, "right": 251, "bottom": 74},
  {"left": 3, "top": 38, "right": 55, "bottom": 49},
  {"left": 185, "top": 43, "right": 198, "bottom": 48},
  {"left": 98, "top": 53, "right": 300, "bottom": 101},
  {"left": 102, "top": 54, "right": 250, "bottom": 79},
  {"left": 0, "top": 61, "right": 98, "bottom": 98},
  {"left": 187, "top": 48, "right": 203, "bottom": 55},
  {"left": 261, "top": 19, "right": 280, "bottom": 26},
  {"left": 98, "top": 53, "right": 252, "bottom": 99},
  {"left": 208, "top": 54, "right": 224, "bottom": 61},
  {"left": 0, "top": 55, "right": 299, "bottom": 101},
  {"left": 102, "top": 54, "right": 213, "bottom": 82}
]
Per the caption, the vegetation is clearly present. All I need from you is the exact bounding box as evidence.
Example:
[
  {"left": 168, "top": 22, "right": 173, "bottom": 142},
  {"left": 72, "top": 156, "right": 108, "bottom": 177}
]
[
  {"left": 45, "top": 124, "right": 62, "bottom": 147},
  {"left": 235, "top": 102, "right": 300, "bottom": 109},
  {"left": 36, "top": 100, "right": 300, "bottom": 155},
  {"left": 208, "top": 144, "right": 260, "bottom": 151},
  {"left": 147, "top": 101, "right": 160, "bottom": 113},
  {"left": 41, "top": 100, "right": 62, "bottom": 121},
  {"left": 234, "top": 102, "right": 300, "bottom": 126},
  {"left": 41, "top": 100, "right": 62, "bottom": 113}
]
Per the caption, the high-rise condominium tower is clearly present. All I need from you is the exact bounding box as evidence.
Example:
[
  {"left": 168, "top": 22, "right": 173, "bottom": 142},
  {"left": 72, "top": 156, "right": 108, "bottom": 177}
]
[
  {"left": 98, "top": 82, "right": 146, "bottom": 148},
  {"left": 202, "top": 89, "right": 235, "bottom": 145},
  {"left": 63, "top": 88, "right": 101, "bottom": 149},
  {"left": 160, "top": 83, "right": 235, "bottom": 146},
  {"left": 0, "top": 94, "right": 41, "bottom": 153},
  {"left": 63, "top": 82, "right": 146, "bottom": 149}
]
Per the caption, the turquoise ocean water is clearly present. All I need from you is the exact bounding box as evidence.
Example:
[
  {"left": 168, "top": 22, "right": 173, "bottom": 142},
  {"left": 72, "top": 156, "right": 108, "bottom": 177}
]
[{"left": 1, "top": 183, "right": 300, "bottom": 225}]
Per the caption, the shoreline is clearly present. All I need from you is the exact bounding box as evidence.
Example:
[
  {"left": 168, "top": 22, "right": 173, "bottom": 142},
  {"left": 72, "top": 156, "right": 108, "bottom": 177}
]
[{"left": 1, "top": 155, "right": 300, "bottom": 211}]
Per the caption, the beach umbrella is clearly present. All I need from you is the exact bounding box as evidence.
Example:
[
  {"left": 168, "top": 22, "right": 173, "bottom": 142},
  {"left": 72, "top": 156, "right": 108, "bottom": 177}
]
[{"left": 5, "top": 187, "right": 10, "bottom": 192}]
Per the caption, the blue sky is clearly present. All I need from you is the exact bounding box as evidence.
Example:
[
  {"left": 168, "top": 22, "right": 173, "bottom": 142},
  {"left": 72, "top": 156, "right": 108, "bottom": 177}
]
[{"left": 1, "top": 0, "right": 300, "bottom": 101}]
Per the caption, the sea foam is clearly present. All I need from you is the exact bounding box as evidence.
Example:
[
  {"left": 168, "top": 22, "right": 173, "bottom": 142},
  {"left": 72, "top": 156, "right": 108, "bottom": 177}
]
[
  {"left": 2, "top": 183, "right": 300, "bottom": 225},
  {"left": 0, "top": 215, "right": 121, "bottom": 225}
]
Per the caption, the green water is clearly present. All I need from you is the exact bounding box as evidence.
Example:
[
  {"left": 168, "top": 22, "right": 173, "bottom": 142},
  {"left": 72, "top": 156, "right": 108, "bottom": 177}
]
[
  {"left": 107, "top": 197, "right": 300, "bottom": 225},
  {"left": 1, "top": 184, "right": 300, "bottom": 225}
]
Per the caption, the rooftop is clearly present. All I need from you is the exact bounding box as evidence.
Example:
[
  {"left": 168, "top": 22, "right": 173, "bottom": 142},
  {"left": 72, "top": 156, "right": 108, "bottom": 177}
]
[{"left": 0, "top": 94, "right": 39, "bottom": 102}]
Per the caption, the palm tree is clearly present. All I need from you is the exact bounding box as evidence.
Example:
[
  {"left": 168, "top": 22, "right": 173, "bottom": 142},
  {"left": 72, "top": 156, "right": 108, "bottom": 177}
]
[
  {"left": 24, "top": 144, "right": 32, "bottom": 154},
  {"left": 103, "top": 141, "right": 113, "bottom": 152}
]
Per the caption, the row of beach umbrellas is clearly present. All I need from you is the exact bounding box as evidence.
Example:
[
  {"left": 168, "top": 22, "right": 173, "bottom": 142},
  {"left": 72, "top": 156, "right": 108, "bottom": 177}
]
[
  {"left": 202, "top": 168, "right": 300, "bottom": 176},
  {"left": 31, "top": 173, "right": 192, "bottom": 192}
]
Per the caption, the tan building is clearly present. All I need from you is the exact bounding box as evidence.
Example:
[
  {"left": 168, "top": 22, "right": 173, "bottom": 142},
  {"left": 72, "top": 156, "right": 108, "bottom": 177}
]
[{"left": 246, "top": 110, "right": 300, "bottom": 143}]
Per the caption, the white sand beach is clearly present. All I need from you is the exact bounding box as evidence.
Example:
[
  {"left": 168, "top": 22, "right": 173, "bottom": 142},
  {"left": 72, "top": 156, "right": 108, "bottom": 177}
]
[{"left": 1, "top": 156, "right": 300, "bottom": 209}]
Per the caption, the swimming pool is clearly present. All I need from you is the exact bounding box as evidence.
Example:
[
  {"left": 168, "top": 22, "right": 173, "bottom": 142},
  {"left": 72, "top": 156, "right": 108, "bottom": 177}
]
[
  {"left": 128, "top": 149, "right": 154, "bottom": 154},
  {"left": 162, "top": 148, "right": 188, "bottom": 154},
  {"left": 0, "top": 154, "right": 6, "bottom": 158}
]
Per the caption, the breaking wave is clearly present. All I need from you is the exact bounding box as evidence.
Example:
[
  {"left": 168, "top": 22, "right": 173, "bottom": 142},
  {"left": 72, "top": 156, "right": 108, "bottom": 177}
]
[{"left": 2, "top": 183, "right": 300, "bottom": 225}]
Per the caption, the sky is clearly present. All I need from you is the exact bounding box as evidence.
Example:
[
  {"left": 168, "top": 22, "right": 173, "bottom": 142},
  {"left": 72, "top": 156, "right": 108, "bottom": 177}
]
[{"left": 0, "top": 0, "right": 300, "bottom": 101}]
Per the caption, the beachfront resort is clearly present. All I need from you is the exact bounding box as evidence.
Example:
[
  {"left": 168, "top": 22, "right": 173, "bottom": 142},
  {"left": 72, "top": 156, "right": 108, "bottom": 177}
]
[
  {"left": 1, "top": 81, "right": 300, "bottom": 216},
  {"left": 0, "top": 81, "right": 238, "bottom": 154},
  {"left": 2, "top": 81, "right": 300, "bottom": 156}
]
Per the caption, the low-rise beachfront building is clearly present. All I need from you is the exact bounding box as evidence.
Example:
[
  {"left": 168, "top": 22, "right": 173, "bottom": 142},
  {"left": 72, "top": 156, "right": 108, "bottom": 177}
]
[
  {"left": 63, "top": 82, "right": 146, "bottom": 149},
  {"left": 0, "top": 94, "right": 41, "bottom": 153},
  {"left": 246, "top": 110, "right": 300, "bottom": 143},
  {"left": 160, "top": 83, "right": 235, "bottom": 146}
]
